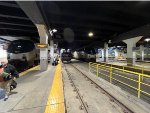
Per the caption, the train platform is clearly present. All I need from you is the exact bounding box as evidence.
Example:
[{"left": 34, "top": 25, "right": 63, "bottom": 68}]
[
  {"left": 105, "top": 61, "right": 150, "bottom": 70},
  {"left": 0, "top": 60, "right": 150, "bottom": 113},
  {"left": 0, "top": 63, "right": 65, "bottom": 113}
]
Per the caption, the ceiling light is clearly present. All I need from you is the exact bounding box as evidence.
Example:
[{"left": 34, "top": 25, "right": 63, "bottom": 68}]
[
  {"left": 49, "top": 29, "right": 57, "bottom": 36},
  {"left": 117, "top": 46, "right": 121, "bottom": 48},
  {"left": 52, "top": 29, "right": 57, "bottom": 33},
  {"left": 145, "top": 38, "right": 150, "bottom": 42},
  {"left": 88, "top": 32, "right": 93, "bottom": 37}
]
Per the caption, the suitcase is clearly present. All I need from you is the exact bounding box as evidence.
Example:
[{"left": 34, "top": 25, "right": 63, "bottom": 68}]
[{"left": 10, "top": 80, "right": 17, "bottom": 90}]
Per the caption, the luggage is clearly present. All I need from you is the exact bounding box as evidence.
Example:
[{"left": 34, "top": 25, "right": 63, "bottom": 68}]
[
  {"left": 52, "top": 61, "right": 58, "bottom": 66},
  {"left": 10, "top": 80, "right": 17, "bottom": 90}
]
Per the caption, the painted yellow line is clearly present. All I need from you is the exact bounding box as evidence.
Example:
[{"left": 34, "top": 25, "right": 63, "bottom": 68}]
[
  {"left": 44, "top": 63, "right": 65, "bottom": 113},
  {"left": 19, "top": 65, "right": 40, "bottom": 76}
]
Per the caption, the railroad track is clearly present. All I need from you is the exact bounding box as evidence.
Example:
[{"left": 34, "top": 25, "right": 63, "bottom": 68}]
[
  {"left": 64, "top": 63, "right": 135, "bottom": 113},
  {"left": 64, "top": 64, "right": 89, "bottom": 113}
]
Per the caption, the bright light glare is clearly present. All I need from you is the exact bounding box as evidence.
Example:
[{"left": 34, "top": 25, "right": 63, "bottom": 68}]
[
  {"left": 117, "top": 46, "right": 121, "bottom": 48},
  {"left": 52, "top": 29, "right": 57, "bottom": 33},
  {"left": 0, "top": 46, "right": 7, "bottom": 58},
  {"left": 145, "top": 38, "right": 150, "bottom": 42},
  {"left": 49, "top": 29, "right": 57, "bottom": 36},
  {"left": 88, "top": 32, "right": 93, "bottom": 37}
]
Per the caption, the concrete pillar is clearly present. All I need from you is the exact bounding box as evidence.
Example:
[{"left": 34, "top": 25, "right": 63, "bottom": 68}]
[
  {"left": 104, "top": 42, "right": 108, "bottom": 62},
  {"left": 101, "top": 49, "right": 104, "bottom": 62},
  {"left": 36, "top": 24, "right": 48, "bottom": 71},
  {"left": 123, "top": 36, "right": 142, "bottom": 66},
  {"left": 114, "top": 48, "right": 118, "bottom": 61},
  {"left": 50, "top": 40, "right": 54, "bottom": 63},
  {"left": 140, "top": 45, "right": 144, "bottom": 61}
]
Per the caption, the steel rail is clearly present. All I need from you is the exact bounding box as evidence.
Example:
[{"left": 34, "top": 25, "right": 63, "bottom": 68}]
[
  {"left": 64, "top": 64, "right": 89, "bottom": 113},
  {"left": 71, "top": 64, "right": 135, "bottom": 113}
]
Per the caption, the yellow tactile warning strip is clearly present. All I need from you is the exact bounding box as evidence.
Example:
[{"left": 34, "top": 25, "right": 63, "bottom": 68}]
[
  {"left": 44, "top": 63, "right": 65, "bottom": 113},
  {"left": 19, "top": 65, "right": 40, "bottom": 76}
]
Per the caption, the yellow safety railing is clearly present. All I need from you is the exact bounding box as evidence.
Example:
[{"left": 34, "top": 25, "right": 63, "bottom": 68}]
[
  {"left": 89, "top": 62, "right": 150, "bottom": 99},
  {"left": 99, "top": 62, "right": 150, "bottom": 81}
]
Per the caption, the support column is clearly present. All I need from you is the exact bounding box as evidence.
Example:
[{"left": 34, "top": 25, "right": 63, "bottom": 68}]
[
  {"left": 104, "top": 42, "right": 108, "bottom": 62},
  {"left": 114, "top": 48, "right": 118, "bottom": 61},
  {"left": 123, "top": 36, "right": 142, "bottom": 66},
  {"left": 101, "top": 49, "right": 104, "bottom": 62},
  {"left": 36, "top": 24, "right": 48, "bottom": 71},
  {"left": 140, "top": 45, "right": 144, "bottom": 61},
  {"left": 50, "top": 40, "right": 54, "bottom": 63}
]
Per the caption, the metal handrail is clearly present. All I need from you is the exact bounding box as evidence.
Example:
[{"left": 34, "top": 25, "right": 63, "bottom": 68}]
[{"left": 89, "top": 62, "right": 150, "bottom": 98}]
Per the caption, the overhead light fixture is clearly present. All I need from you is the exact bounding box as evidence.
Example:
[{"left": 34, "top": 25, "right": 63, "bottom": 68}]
[
  {"left": 108, "top": 40, "right": 111, "bottom": 44},
  {"left": 49, "top": 29, "right": 57, "bottom": 36},
  {"left": 145, "top": 38, "right": 150, "bottom": 42},
  {"left": 88, "top": 32, "right": 93, "bottom": 37},
  {"left": 52, "top": 29, "right": 57, "bottom": 33},
  {"left": 117, "top": 46, "right": 121, "bottom": 48}
]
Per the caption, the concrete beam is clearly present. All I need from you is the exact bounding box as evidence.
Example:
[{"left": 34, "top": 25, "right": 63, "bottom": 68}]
[
  {"left": 0, "top": 2, "right": 20, "bottom": 8},
  {"left": 0, "top": 22, "right": 35, "bottom": 27},
  {"left": 16, "top": 1, "right": 45, "bottom": 24},
  {"left": 123, "top": 36, "right": 143, "bottom": 65},
  {"left": 113, "top": 25, "right": 150, "bottom": 43},
  {"left": 17, "top": 1, "right": 51, "bottom": 40},
  {"left": 0, "top": 28, "right": 37, "bottom": 32},
  {"left": 0, "top": 14, "right": 29, "bottom": 20}
]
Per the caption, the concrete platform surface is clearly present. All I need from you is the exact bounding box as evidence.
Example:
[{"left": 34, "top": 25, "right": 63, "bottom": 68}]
[{"left": 0, "top": 65, "right": 55, "bottom": 113}]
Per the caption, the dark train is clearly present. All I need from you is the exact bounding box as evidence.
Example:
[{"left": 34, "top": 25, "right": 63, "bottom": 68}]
[
  {"left": 73, "top": 48, "right": 96, "bottom": 62},
  {"left": 61, "top": 52, "right": 72, "bottom": 63},
  {"left": 7, "top": 40, "right": 39, "bottom": 70}
]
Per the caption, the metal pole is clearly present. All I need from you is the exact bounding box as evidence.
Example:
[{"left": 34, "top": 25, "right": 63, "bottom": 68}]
[{"left": 138, "top": 74, "right": 141, "bottom": 98}]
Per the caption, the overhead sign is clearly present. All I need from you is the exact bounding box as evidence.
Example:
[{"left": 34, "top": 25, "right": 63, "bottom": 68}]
[{"left": 36, "top": 43, "right": 48, "bottom": 49}]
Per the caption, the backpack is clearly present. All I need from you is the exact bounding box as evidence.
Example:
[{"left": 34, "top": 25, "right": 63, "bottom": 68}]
[{"left": 1, "top": 71, "right": 12, "bottom": 81}]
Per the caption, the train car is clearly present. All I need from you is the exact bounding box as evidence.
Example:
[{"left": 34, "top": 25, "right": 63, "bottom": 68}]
[
  {"left": 61, "top": 52, "right": 72, "bottom": 63},
  {"left": 84, "top": 48, "right": 96, "bottom": 62},
  {"left": 7, "top": 40, "right": 39, "bottom": 69},
  {"left": 73, "top": 48, "right": 96, "bottom": 62}
]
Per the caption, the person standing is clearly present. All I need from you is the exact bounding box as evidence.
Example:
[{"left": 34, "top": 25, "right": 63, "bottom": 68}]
[
  {"left": 1, "top": 60, "right": 19, "bottom": 101},
  {"left": 0, "top": 65, "right": 12, "bottom": 101},
  {"left": 1, "top": 60, "right": 19, "bottom": 79}
]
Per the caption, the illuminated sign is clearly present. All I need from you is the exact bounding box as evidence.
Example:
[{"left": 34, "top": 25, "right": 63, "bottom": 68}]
[{"left": 36, "top": 43, "right": 48, "bottom": 48}]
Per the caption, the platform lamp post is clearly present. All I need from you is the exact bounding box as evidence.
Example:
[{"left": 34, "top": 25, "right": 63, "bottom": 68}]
[{"left": 145, "top": 38, "right": 150, "bottom": 61}]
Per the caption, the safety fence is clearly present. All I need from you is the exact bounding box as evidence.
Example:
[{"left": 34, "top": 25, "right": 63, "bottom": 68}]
[{"left": 89, "top": 62, "right": 150, "bottom": 99}]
